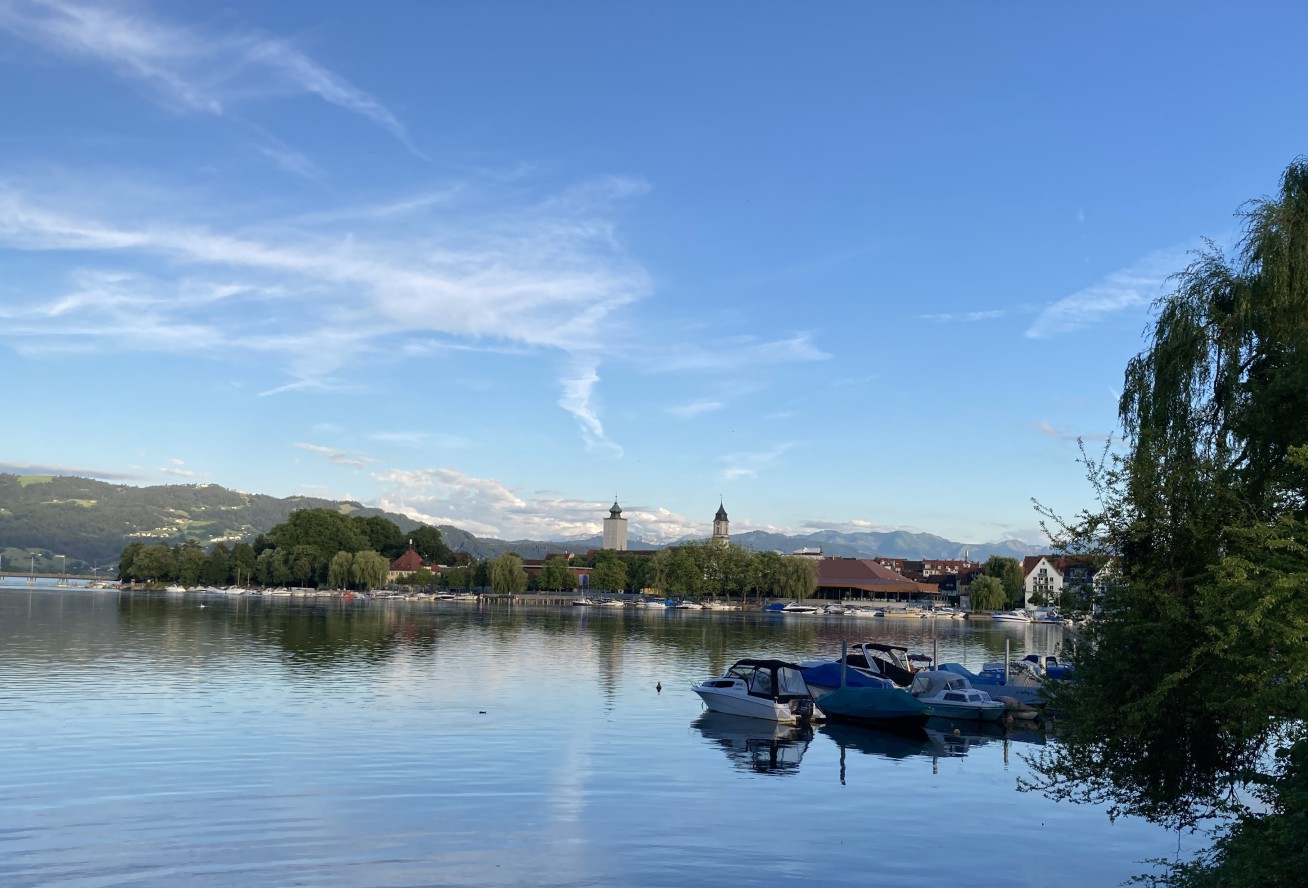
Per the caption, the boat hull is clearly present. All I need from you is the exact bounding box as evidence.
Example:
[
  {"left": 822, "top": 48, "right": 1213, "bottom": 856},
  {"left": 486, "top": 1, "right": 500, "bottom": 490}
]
[
  {"left": 811, "top": 687, "right": 931, "bottom": 728},
  {"left": 920, "top": 700, "right": 1006, "bottom": 721},
  {"left": 692, "top": 686, "right": 806, "bottom": 723}
]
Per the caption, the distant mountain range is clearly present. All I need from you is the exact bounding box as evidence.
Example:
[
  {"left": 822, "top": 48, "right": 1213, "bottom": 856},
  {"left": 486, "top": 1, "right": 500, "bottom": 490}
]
[{"left": 0, "top": 473, "right": 1041, "bottom": 570}]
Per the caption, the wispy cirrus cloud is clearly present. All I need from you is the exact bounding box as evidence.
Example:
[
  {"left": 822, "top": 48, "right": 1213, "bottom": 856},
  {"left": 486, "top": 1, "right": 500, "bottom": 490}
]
[
  {"left": 157, "top": 458, "right": 207, "bottom": 480},
  {"left": 719, "top": 442, "right": 794, "bottom": 481},
  {"left": 666, "top": 398, "right": 723, "bottom": 418},
  {"left": 653, "top": 332, "right": 829, "bottom": 373},
  {"left": 921, "top": 308, "right": 1015, "bottom": 324},
  {"left": 1035, "top": 420, "right": 1119, "bottom": 445},
  {"left": 0, "top": 0, "right": 419, "bottom": 153},
  {"left": 0, "top": 172, "right": 650, "bottom": 449},
  {"left": 1026, "top": 244, "right": 1195, "bottom": 339},
  {"left": 294, "top": 442, "right": 378, "bottom": 470}
]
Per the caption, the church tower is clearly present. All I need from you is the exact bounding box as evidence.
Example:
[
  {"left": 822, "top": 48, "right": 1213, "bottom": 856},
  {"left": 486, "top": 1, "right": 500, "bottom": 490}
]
[
  {"left": 711, "top": 500, "right": 730, "bottom": 546},
  {"left": 602, "top": 498, "right": 628, "bottom": 551}
]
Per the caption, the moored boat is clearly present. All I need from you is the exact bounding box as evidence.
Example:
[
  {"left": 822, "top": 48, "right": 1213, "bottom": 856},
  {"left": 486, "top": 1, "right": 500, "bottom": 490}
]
[
  {"left": 990, "top": 609, "right": 1033, "bottom": 623},
  {"left": 798, "top": 643, "right": 931, "bottom": 729},
  {"left": 691, "top": 659, "right": 820, "bottom": 724},
  {"left": 936, "top": 661, "right": 1045, "bottom": 707},
  {"left": 909, "top": 671, "right": 1006, "bottom": 721}
]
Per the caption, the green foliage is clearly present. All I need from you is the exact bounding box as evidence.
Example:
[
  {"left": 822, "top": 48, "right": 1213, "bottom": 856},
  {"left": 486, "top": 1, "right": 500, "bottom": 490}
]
[
  {"left": 200, "top": 543, "right": 232, "bottom": 586},
  {"left": 267, "top": 510, "right": 369, "bottom": 565},
  {"left": 131, "top": 543, "right": 176, "bottom": 582},
  {"left": 774, "top": 555, "right": 817, "bottom": 601},
  {"left": 985, "top": 555, "right": 1025, "bottom": 608},
  {"left": 352, "top": 515, "right": 407, "bottom": 559},
  {"left": 1137, "top": 738, "right": 1308, "bottom": 888},
  {"left": 176, "top": 543, "right": 205, "bottom": 586},
  {"left": 591, "top": 552, "right": 628, "bottom": 592},
  {"left": 1026, "top": 162, "right": 1308, "bottom": 881},
  {"left": 350, "top": 551, "right": 390, "bottom": 591},
  {"left": 407, "top": 526, "right": 453, "bottom": 565},
  {"left": 404, "top": 567, "right": 436, "bottom": 588},
  {"left": 472, "top": 559, "right": 491, "bottom": 589},
  {"left": 118, "top": 542, "right": 144, "bottom": 581},
  {"left": 327, "top": 551, "right": 354, "bottom": 589},
  {"left": 537, "top": 556, "right": 573, "bottom": 592},
  {"left": 490, "top": 553, "right": 527, "bottom": 594},
  {"left": 968, "top": 575, "right": 1006, "bottom": 611}
]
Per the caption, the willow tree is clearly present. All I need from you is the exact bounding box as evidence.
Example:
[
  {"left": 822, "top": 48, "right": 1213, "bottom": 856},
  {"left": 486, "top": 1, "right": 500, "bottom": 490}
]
[
  {"left": 490, "top": 552, "right": 528, "bottom": 595},
  {"left": 1027, "top": 160, "right": 1308, "bottom": 884}
]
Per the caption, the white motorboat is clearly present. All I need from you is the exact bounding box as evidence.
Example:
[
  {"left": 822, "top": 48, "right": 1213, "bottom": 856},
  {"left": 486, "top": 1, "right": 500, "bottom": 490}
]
[
  {"left": 597, "top": 597, "right": 625, "bottom": 607},
  {"left": 702, "top": 600, "right": 736, "bottom": 611},
  {"left": 990, "top": 609, "right": 1033, "bottom": 623},
  {"left": 781, "top": 602, "right": 819, "bottom": 614},
  {"left": 691, "top": 659, "right": 821, "bottom": 724},
  {"left": 674, "top": 600, "right": 704, "bottom": 609},
  {"left": 572, "top": 597, "right": 596, "bottom": 606}
]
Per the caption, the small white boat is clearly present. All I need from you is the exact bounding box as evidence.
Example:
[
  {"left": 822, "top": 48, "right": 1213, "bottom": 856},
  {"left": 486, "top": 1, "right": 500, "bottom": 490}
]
[
  {"left": 990, "top": 609, "right": 1033, "bottom": 623},
  {"left": 572, "top": 598, "right": 596, "bottom": 607},
  {"left": 597, "top": 597, "right": 625, "bottom": 607},
  {"left": 781, "top": 603, "right": 819, "bottom": 614},
  {"left": 674, "top": 600, "right": 704, "bottom": 610},
  {"left": 692, "top": 659, "right": 821, "bottom": 724},
  {"left": 703, "top": 600, "right": 736, "bottom": 611}
]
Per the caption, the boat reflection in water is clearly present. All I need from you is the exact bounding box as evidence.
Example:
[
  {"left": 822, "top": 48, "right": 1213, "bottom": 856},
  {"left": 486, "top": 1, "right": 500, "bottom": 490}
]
[
  {"left": 692, "top": 712, "right": 813, "bottom": 775},
  {"left": 821, "top": 719, "right": 1047, "bottom": 781}
]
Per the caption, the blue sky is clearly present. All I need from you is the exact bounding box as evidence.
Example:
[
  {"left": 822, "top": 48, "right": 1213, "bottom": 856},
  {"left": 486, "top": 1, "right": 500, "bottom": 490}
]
[{"left": 2, "top": 1, "right": 1306, "bottom": 546}]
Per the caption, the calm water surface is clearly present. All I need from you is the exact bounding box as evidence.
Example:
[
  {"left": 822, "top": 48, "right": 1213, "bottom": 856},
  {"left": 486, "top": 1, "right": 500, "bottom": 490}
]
[{"left": 0, "top": 588, "right": 1184, "bottom": 887}]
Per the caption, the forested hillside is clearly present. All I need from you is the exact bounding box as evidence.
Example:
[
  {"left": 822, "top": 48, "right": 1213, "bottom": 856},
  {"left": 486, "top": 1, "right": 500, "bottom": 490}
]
[{"left": 0, "top": 474, "right": 421, "bottom": 570}]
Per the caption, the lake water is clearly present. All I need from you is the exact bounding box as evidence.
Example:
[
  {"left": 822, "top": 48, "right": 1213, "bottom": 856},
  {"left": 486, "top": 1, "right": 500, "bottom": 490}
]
[{"left": 0, "top": 587, "right": 1184, "bottom": 887}]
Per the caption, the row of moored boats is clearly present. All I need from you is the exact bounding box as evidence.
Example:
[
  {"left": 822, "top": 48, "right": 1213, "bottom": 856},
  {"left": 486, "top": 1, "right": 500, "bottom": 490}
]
[{"left": 692, "top": 642, "right": 1073, "bottom": 729}]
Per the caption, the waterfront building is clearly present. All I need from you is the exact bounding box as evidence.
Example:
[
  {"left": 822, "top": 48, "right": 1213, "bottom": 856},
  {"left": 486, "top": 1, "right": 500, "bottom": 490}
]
[
  {"left": 1021, "top": 555, "right": 1103, "bottom": 608},
  {"left": 602, "top": 499, "right": 628, "bottom": 551},
  {"left": 814, "top": 557, "right": 941, "bottom": 603},
  {"left": 386, "top": 547, "right": 425, "bottom": 583}
]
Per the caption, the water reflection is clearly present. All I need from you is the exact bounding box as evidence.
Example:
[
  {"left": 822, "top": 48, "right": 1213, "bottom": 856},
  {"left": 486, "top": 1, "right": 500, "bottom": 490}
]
[
  {"left": 822, "top": 718, "right": 1048, "bottom": 771},
  {"left": 693, "top": 712, "right": 812, "bottom": 775}
]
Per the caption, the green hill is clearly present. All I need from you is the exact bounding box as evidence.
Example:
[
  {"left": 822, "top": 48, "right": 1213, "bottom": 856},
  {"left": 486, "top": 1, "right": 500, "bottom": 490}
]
[{"left": 0, "top": 474, "right": 423, "bottom": 571}]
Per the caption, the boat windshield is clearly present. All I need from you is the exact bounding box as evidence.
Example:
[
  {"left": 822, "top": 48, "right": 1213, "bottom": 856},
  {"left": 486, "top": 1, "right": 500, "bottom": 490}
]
[
  {"left": 776, "top": 667, "right": 809, "bottom": 697},
  {"left": 748, "top": 669, "right": 774, "bottom": 695}
]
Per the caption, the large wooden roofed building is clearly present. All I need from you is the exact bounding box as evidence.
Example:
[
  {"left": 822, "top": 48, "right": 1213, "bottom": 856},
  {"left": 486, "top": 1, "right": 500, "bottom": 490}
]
[{"left": 814, "top": 557, "right": 942, "bottom": 603}]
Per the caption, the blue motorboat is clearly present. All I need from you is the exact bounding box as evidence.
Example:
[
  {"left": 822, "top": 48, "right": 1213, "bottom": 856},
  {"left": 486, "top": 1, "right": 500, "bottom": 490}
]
[{"left": 799, "top": 643, "right": 931, "bottom": 729}]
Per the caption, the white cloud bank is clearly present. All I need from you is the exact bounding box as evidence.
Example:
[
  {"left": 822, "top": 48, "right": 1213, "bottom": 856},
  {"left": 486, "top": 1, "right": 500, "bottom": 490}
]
[{"left": 371, "top": 467, "right": 704, "bottom": 542}]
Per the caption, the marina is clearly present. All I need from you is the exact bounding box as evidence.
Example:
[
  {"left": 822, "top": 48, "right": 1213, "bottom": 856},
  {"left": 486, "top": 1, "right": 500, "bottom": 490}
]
[{"left": 0, "top": 585, "right": 1189, "bottom": 887}]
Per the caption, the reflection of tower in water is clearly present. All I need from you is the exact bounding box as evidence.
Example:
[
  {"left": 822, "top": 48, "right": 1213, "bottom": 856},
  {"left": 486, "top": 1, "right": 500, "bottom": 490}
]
[{"left": 593, "top": 616, "right": 625, "bottom": 704}]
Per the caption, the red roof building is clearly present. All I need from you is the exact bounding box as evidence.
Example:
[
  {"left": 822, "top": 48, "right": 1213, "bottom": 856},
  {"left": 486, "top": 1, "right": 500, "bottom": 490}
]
[
  {"left": 389, "top": 548, "right": 424, "bottom": 573},
  {"left": 815, "top": 558, "right": 941, "bottom": 602}
]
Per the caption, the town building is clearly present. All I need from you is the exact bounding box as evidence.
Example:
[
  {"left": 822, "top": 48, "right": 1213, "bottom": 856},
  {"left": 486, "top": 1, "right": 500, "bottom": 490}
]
[
  {"left": 386, "top": 547, "right": 425, "bottom": 583},
  {"left": 711, "top": 501, "right": 730, "bottom": 546},
  {"left": 814, "top": 557, "right": 942, "bottom": 603},
  {"left": 602, "top": 499, "right": 628, "bottom": 551},
  {"left": 1022, "top": 555, "right": 1103, "bottom": 608}
]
